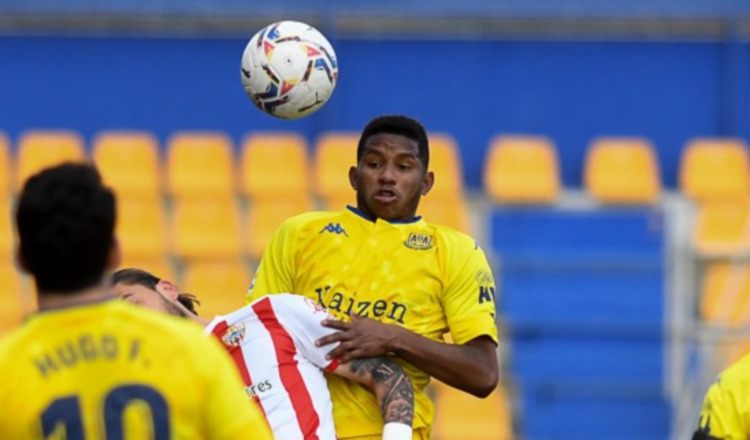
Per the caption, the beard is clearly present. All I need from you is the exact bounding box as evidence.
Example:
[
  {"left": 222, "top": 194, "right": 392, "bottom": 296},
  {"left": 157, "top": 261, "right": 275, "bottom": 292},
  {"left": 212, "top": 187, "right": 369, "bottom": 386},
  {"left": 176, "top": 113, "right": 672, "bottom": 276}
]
[{"left": 160, "top": 295, "right": 188, "bottom": 318}]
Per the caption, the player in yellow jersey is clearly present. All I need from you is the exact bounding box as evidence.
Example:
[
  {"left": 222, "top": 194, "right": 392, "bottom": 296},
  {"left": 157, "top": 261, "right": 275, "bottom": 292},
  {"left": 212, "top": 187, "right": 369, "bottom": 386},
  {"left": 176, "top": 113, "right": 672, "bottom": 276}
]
[
  {"left": 247, "top": 115, "right": 500, "bottom": 439},
  {"left": 693, "top": 353, "right": 750, "bottom": 439},
  {"left": 0, "top": 163, "right": 272, "bottom": 440}
]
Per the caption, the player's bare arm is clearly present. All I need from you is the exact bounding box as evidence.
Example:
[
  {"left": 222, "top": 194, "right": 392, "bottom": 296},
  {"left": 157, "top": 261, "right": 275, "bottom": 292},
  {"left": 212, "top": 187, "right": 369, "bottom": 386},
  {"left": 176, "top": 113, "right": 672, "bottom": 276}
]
[
  {"left": 318, "top": 315, "right": 498, "bottom": 398},
  {"left": 332, "top": 356, "right": 414, "bottom": 427}
]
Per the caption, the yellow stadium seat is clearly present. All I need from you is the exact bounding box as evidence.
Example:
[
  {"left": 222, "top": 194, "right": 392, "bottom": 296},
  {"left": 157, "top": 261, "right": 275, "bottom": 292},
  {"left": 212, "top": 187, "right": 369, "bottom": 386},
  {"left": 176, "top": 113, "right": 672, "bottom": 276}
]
[
  {"left": 680, "top": 138, "right": 750, "bottom": 202},
  {"left": 246, "top": 197, "right": 313, "bottom": 260},
  {"left": 419, "top": 195, "right": 470, "bottom": 233},
  {"left": 183, "top": 260, "right": 251, "bottom": 317},
  {"left": 167, "top": 132, "right": 235, "bottom": 198},
  {"left": 429, "top": 134, "right": 463, "bottom": 199},
  {"left": 431, "top": 380, "right": 512, "bottom": 440},
  {"left": 584, "top": 137, "right": 661, "bottom": 204},
  {"left": 93, "top": 131, "right": 161, "bottom": 198},
  {"left": 693, "top": 202, "right": 750, "bottom": 256},
  {"left": 116, "top": 196, "right": 168, "bottom": 260},
  {"left": 484, "top": 135, "right": 560, "bottom": 204},
  {"left": 0, "top": 264, "right": 27, "bottom": 335},
  {"left": 0, "top": 133, "right": 11, "bottom": 197},
  {"left": 701, "top": 262, "right": 750, "bottom": 326},
  {"left": 16, "top": 130, "right": 85, "bottom": 188},
  {"left": 116, "top": 257, "right": 175, "bottom": 283},
  {"left": 172, "top": 198, "right": 242, "bottom": 260},
  {"left": 314, "top": 133, "right": 358, "bottom": 205},
  {"left": 0, "top": 198, "right": 13, "bottom": 262},
  {"left": 241, "top": 133, "right": 310, "bottom": 199}
]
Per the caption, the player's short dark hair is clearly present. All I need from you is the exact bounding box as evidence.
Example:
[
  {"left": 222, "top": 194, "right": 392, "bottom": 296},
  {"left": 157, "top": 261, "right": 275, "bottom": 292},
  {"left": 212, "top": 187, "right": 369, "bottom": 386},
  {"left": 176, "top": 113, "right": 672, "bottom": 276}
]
[
  {"left": 112, "top": 268, "right": 200, "bottom": 316},
  {"left": 357, "top": 115, "right": 430, "bottom": 171},
  {"left": 16, "top": 163, "right": 116, "bottom": 294}
]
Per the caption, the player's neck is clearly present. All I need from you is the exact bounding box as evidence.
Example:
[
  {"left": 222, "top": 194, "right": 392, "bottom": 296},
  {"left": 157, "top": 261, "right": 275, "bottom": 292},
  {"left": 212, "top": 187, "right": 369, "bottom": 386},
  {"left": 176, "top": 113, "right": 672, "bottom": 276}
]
[
  {"left": 37, "top": 284, "right": 114, "bottom": 311},
  {"left": 192, "top": 315, "right": 211, "bottom": 327}
]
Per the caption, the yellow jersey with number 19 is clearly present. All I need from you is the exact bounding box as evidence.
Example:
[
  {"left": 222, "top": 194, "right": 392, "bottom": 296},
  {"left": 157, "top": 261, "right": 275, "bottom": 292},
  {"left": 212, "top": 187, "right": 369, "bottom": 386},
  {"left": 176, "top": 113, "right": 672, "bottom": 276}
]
[
  {"left": 694, "top": 353, "right": 750, "bottom": 439},
  {"left": 0, "top": 300, "right": 273, "bottom": 439},
  {"left": 247, "top": 206, "right": 499, "bottom": 439}
]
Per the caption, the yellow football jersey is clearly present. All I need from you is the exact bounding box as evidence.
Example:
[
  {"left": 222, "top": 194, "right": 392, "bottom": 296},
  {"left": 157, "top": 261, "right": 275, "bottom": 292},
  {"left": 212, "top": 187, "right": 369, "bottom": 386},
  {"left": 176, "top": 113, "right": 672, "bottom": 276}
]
[
  {"left": 247, "top": 206, "right": 499, "bottom": 439},
  {"left": 0, "top": 300, "right": 272, "bottom": 439},
  {"left": 695, "top": 353, "right": 750, "bottom": 439}
]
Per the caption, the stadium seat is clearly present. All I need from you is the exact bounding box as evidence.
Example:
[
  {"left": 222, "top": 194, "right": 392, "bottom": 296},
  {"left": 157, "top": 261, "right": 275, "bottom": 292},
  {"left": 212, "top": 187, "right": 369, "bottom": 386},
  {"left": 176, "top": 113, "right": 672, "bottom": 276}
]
[
  {"left": 419, "top": 194, "right": 470, "bottom": 233},
  {"left": 241, "top": 133, "right": 310, "bottom": 199},
  {"left": 117, "top": 257, "right": 175, "bottom": 283},
  {"left": 0, "top": 133, "right": 11, "bottom": 197},
  {"left": 693, "top": 201, "right": 750, "bottom": 256},
  {"left": 0, "top": 198, "right": 13, "bottom": 262},
  {"left": 116, "top": 196, "right": 168, "bottom": 260},
  {"left": 183, "top": 260, "right": 251, "bottom": 317},
  {"left": 171, "top": 197, "right": 243, "bottom": 260},
  {"left": 314, "top": 133, "right": 358, "bottom": 205},
  {"left": 584, "top": 137, "right": 661, "bottom": 204},
  {"left": 431, "top": 380, "right": 512, "bottom": 440},
  {"left": 93, "top": 131, "right": 161, "bottom": 198},
  {"left": 701, "top": 262, "right": 750, "bottom": 326},
  {"left": 246, "top": 197, "right": 313, "bottom": 260},
  {"left": 484, "top": 135, "right": 560, "bottom": 204},
  {"left": 680, "top": 138, "right": 750, "bottom": 201},
  {"left": 15, "top": 130, "right": 85, "bottom": 189},
  {"left": 166, "top": 132, "right": 235, "bottom": 198},
  {"left": 429, "top": 133, "right": 463, "bottom": 199},
  {"left": 0, "top": 263, "right": 26, "bottom": 335}
]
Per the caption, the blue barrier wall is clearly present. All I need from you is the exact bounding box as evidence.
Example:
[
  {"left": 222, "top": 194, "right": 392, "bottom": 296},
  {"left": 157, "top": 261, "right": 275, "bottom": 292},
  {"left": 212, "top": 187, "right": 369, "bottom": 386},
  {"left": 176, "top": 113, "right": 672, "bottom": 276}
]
[{"left": 1, "top": 34, "right": 748, "bottom": 189}]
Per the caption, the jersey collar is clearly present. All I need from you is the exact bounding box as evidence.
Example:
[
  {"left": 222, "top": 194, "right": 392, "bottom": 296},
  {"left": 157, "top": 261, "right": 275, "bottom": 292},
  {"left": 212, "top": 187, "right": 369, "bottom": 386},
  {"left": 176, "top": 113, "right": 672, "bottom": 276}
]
[{"left": 345, "top": 205, "right": 423, "bottom": 225}]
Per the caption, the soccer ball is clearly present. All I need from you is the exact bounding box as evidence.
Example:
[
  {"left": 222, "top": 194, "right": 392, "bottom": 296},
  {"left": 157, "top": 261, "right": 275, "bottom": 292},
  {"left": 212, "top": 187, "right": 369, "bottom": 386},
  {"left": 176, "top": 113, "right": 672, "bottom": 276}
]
[{"left": 240, "top": 21, "right": 338, "bottom": 120}]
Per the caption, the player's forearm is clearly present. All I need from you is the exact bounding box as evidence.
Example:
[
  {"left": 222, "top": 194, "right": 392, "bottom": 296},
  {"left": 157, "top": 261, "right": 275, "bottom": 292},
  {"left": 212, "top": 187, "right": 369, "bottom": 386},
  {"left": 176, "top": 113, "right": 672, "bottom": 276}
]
[
  {"left": 391, "top": 329, "right": 498, "bottom": 398},
  {"left": 346, "top": 357, "right": 414, "bottom": 426}
]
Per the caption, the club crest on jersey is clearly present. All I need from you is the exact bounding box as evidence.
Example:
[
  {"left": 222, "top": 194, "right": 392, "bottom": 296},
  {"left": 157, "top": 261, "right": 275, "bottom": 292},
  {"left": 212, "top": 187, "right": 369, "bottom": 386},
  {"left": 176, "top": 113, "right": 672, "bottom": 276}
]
[
  {"left": 221, "top": 323, "right": 246, "bottom": 347},
  {"left": 404, "top": 233, "right": 433, "bottom": 250}
]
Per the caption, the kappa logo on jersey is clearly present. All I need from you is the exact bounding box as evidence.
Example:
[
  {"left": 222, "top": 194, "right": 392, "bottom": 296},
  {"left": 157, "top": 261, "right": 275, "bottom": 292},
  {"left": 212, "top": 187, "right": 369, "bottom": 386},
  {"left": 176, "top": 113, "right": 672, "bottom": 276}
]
[
  {"left": 319, "top": 222, "right": 348, "bottom": 237},
  {"left": 221, "top": 323, "right": 246, "bottom": 347},
  {"left": 404, "top": 233, "right": 433, "bottom": 250}
]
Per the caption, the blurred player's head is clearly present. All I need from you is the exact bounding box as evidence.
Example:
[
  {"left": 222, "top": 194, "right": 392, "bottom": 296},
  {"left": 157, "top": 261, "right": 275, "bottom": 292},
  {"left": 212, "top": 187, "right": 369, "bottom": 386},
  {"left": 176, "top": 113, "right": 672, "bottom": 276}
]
[
  {"left": 16, "top": 163, "right": 120, "bottom": 295},
  {"left": 111, "top": 268, "right": 199, "bottom": 318},
  {"left": 352, "top": 115, "right": 434, "bottom": 221}
]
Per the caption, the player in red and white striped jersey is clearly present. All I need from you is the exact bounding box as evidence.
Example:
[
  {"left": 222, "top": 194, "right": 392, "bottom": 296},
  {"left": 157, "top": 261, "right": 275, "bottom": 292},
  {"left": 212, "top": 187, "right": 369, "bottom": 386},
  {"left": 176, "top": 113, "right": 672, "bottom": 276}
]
[{"left": 111, "top": 268, "right": 414, "bottom": 440}]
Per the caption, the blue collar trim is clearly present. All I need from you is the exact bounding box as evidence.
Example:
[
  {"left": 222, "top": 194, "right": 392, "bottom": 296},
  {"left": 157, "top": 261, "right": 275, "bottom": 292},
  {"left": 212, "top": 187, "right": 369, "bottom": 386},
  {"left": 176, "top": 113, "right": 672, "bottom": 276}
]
[{"left": 346, "top": 205, "right": 422, "bottom": 224}]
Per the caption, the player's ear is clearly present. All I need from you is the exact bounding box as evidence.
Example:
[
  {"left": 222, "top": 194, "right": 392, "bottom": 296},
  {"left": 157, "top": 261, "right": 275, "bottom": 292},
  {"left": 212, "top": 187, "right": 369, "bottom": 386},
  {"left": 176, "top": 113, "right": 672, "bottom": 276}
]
[
  {"left": 421, "top": 171, "right": 435, "bottom": 196},
  {"left": 349, "top": 166, "right": 358, "bottom": 190},
  {"left": 156, "top": 280, "right": 180, "bottom": 301},
  {"left": 106, "top": 238, "right": 122, "bottom": 272}
]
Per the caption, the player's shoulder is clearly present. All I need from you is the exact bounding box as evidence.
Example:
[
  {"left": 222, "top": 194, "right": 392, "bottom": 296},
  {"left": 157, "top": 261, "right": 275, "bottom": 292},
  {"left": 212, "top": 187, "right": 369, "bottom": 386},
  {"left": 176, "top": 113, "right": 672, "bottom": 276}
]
[
  {"left": 716, "top": 353, "right": 750, "bottom": 391},
  {"left": 252, "top": 293, "right": 327, "bottom": 318},
  {"left": 278, "top": 210, "right": 342, "bottom": 234},
  {"left": 426, "top": 222, "right": 483, "bottom": 255}
]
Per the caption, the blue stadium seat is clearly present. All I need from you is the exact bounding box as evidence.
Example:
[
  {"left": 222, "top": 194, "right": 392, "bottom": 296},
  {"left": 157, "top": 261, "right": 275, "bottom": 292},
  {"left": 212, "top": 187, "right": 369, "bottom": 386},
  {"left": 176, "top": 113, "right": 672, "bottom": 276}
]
[
  {"left": 519, "top": 384, "right": 669, "bottom": 440},
  {"left": 490, "top": 207, "right": 667, "bottom": 440}
]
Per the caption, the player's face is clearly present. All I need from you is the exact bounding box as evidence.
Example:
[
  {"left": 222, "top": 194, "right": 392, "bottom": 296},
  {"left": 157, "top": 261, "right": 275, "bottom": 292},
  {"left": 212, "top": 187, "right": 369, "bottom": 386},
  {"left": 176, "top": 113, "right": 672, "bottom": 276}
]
[
  {"left": 112, "top": 282, "right": 188, "bottom": 318},
  {"left": 350, "top": 134, "right": 434, "bottom": 222}
]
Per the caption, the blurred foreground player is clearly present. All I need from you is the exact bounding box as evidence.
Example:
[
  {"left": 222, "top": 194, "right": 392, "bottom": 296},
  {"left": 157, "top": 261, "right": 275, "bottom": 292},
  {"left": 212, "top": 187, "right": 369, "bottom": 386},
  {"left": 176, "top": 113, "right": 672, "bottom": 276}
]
[
  {"left": 693, "top": 354, "right": 750, "bottom": 439},
  {"left": 247, "top": 115, "right": 500, "bottom": 439},
  {"left": 0, "top": 164, "right": 272, "bottom": 439},
  {"left": 112, "top": 268, "right": 415, "bottom": 440}
]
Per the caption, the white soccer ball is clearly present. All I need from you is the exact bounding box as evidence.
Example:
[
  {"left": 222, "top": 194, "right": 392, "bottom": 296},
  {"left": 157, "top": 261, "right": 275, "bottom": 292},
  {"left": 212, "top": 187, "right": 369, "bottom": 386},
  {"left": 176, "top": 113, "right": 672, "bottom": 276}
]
[{"left": 241, "top": 21, "right": 338, "bottom": 120}]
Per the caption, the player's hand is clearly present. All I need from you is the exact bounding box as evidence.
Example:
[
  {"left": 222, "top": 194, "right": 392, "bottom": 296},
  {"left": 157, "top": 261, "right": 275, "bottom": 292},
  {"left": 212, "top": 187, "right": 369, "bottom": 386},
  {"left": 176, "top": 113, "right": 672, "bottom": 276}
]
[{"left": 316, "top": 315, "right": 403, "bottom": 363}]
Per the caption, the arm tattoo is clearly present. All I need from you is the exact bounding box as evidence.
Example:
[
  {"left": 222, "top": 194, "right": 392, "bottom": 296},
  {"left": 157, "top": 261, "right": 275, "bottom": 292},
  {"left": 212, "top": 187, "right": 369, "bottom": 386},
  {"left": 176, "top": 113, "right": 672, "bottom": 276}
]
[{"left": 350, "top": 357, "right": 415, "bottom": 426}]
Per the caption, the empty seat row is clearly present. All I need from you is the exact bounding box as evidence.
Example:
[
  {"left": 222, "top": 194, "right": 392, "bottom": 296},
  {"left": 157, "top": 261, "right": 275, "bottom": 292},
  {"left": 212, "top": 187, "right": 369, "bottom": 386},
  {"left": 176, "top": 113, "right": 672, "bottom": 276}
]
[
  {"left": 485, "top": 136, "right": 750, "bottom": 204},
  {"left": 0, "top": 130, "right": 465, "bottom": 202}
]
